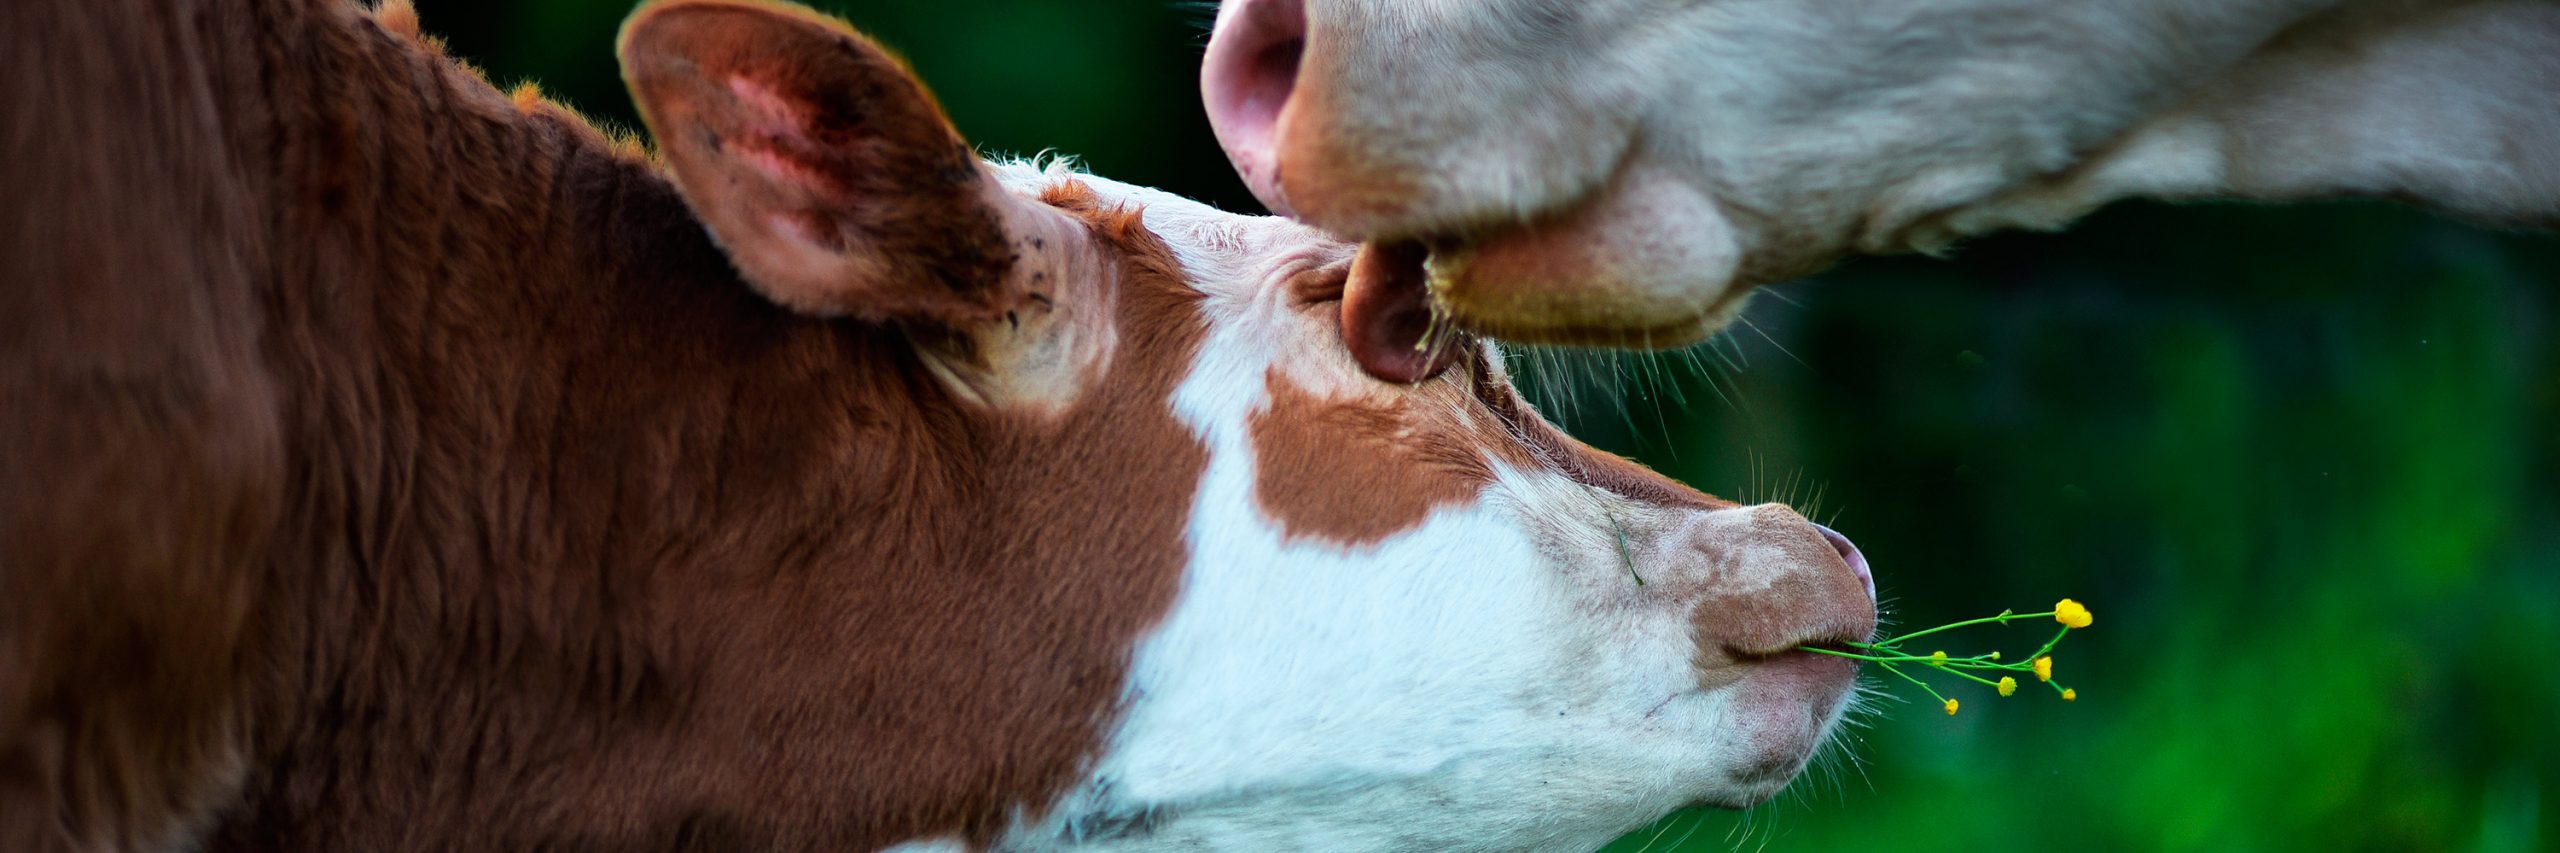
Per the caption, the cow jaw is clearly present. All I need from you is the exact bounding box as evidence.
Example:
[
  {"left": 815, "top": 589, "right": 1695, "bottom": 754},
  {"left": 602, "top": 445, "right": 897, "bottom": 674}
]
[
  {"left": 1397, "top": 163, "right": 1750, "bottom": 350},
  {"left": 1044, "top": 365, "right": 1872, "bottom": 848}
]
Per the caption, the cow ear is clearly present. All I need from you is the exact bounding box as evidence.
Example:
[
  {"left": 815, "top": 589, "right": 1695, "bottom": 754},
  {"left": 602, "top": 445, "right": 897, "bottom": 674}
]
[{"left": 619, "top": 0, "right": 1022, "bottom": 324}]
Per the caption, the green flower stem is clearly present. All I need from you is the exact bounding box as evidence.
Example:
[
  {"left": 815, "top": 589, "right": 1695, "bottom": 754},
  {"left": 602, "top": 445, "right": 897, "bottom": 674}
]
[
  {"left": 1874, "top": 661, "right": 1949, "bottom": 706},
  {"left": 1938, "top": 667, "right": 2007, "bottom": 689},
  {"left": 1805, "top": 648, "right": 2015, "bottom": 668},
  {"left": 1792, "top": 602, "right": 2090, "bottom": 710},
  {"left": 1864, "top": 610, "right": 2057, "bottom": 648},
  {"left": 2022, "top": 626, "right": 2071, "bottom": 662}
]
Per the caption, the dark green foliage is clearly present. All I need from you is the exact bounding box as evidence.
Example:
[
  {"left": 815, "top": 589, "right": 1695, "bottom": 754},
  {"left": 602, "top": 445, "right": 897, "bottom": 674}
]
[
  {"left": 1585, "top": 202, "right": 2558, "bottom": 852},
  {"left": 425, "top": 0, "right": 1255, "bottom": 212}
]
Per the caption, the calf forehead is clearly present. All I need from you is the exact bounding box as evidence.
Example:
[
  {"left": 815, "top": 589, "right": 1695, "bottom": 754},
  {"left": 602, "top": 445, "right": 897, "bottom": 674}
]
[
  {"left": 994, "top": 161, "right": 1668, "bottom": 549},
  {"left": 990, "top": 160, "right": 1342, "bottom": 301}
]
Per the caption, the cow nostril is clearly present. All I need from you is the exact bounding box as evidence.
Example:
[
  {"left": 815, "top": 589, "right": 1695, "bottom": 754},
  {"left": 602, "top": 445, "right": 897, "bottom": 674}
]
[
  {"left": 1810, "top": 522, "right": 1874, "bottom": 602},
  {"left": 1202, "top": 0, "right": 1307, "bottom": 214},
  {"left": 1250, "top": 38, "right": 1304, "bottom": 118}
]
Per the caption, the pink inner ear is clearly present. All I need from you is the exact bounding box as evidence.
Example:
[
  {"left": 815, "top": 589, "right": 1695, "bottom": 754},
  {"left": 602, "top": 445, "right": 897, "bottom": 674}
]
[
  {"left": 728, "top": 75, "right": 811, "bottom": 134},
  {"left": 764, "top": 211, "right": 829, "bottom": 253},
  {"left": 724, "top": 75, "right": 841, "bottom": 200},
  {"left": 737, "top": 144, "right": 831, "bottom": 196}
]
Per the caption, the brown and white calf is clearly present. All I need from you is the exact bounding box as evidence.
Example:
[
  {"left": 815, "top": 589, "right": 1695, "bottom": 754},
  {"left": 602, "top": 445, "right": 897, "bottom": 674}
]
[
  {"left": 0, "top": 0, "right": 1875, "bottom": 850},
  {"left": 1204, "top": 0, "right": 2560, "bottom": 348}
]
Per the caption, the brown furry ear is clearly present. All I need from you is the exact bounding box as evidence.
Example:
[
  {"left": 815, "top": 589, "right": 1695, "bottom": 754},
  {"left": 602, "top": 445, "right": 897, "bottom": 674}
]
[{"left": 619, "top": 0, "right": 1017, "bottom": 323}]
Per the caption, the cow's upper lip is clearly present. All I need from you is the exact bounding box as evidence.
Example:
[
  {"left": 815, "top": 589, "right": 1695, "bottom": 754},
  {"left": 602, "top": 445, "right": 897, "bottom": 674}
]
[
  {"left": 1694, "top": 625, "right": 1872, "bottom": 694},
  {"left": 1724, "top": 596, "right": 1880, "bottom": 662}
]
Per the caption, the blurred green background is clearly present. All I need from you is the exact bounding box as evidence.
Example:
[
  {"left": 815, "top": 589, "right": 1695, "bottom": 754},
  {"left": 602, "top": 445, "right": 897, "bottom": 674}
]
[{"left": 421, "top": 0, "right": 2559, "bottom": 848}]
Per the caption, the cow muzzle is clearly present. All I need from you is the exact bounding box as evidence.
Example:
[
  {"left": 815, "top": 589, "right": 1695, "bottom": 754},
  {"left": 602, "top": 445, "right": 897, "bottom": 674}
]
[{"left": 1672, "top": 503, "right": 1878, "bottom": 805}]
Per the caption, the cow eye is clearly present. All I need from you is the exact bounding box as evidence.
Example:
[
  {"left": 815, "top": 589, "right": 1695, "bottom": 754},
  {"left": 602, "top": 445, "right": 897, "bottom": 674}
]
[{"left": 1284, "top": 263, "right": 1349, "bottom": 307}]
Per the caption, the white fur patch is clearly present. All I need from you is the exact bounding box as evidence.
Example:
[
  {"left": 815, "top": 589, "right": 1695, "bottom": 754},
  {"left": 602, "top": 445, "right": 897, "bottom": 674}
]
[
  {"left": 972, "top": 168, "right": 1843, "bottom": 851},
  {"left": 1202, "top": 0, "right": 2560, "bottom": 343}
]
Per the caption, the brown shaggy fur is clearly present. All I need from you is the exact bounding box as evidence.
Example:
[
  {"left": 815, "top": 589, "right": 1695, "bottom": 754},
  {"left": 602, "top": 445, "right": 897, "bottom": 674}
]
[{"left": 3, "top": 0, "right": 1206, "bottom": 849}]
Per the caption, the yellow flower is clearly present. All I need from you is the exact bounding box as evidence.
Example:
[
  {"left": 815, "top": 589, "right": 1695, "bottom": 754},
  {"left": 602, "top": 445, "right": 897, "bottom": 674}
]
[
  {"left": 1944, "top": 698, "right": 1960, "bottom": 715},
  {"left": 2054, "top": 598, "right": 2093, "bottom": 629},
  {"left": 2061, "top": 688, "right": 2078, "bottom": 702},
  {"left": 2034, "top": 656, "right": 2054, "bottom": 682},
  {"left": 1929, "top": 650, "right": 1948, "bottom": 667},
  {"left": 1997, "top": 677, "right": 2017, "bottom": 697}
]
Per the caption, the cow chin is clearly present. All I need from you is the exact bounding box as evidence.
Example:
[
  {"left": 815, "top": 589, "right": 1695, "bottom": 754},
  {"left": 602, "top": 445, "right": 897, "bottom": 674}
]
[
  {"left": 1283, "top": 123, "right": 1760, "bottom": 352},
  {"left": 1647, "top": 503, "right": 1876, "bottom": 810},
  {"left": 1422, "top": 166, "right": 1746, "bottom": 350},
  {"left": 1695, "top": 651, "right": 1864, "bottom": 808}
]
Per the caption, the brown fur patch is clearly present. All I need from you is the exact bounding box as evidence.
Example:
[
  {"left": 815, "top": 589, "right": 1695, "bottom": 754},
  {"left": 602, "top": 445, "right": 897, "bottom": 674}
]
[
  {"left": 370, "top": 0, "right": 420, "bottom": 41},
  {"left": 4, "top": 0, "right": 297, "bottom": 848},
  {"left": 1250, "top": 371, "right": 1485, "bottom": 545},
  {"left": 9, "top": 1, "right": 1209, "bottom": 850},
  {"left": 1243, "top": 313, "right": 1725, "bottom": 549}
]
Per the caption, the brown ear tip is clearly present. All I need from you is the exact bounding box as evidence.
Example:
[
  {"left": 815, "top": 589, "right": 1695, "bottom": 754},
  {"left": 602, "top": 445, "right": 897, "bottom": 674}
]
[
  {"left": 617, "top": 0, "right": 719, "bottom": 41},
  {"left": 1342, "top": 240, "right": 1465, "bottom": 384},
  {"left": 618, "top": 0, "right": 871, "bottom": 61},
  {"left": 615, "top": 0, "right": 717, "bottom": 67}
]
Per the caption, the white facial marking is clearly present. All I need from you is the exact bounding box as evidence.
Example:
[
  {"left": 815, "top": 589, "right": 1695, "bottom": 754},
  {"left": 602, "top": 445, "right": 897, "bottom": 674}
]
[{"left": 975, "top": 163, "right": 1864, "bottom": 851}]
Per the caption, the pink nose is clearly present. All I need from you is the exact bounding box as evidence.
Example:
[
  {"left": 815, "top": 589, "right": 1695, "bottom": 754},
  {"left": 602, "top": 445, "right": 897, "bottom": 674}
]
[
  {"left": 1201, "top": 0, "right": 1307, "bottom": 216},
  {"left": 1686, "top": 506, "right": 1879, "bottom": 662}
]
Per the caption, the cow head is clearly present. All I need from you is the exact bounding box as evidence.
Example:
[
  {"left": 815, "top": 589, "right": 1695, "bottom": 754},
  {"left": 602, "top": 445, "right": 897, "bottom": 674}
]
[
  {"left": 1203, "top": 0, "right": 2555, "bottom": 350},
  {"left": 621, "top": 1, "right": 1877, "bottom": 847}
]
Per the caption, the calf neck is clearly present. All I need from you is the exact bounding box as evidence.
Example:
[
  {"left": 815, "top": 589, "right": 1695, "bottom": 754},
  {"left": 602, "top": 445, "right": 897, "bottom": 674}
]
[{"left": 1, "top": 1, "right": 1876, "bottom": 850}]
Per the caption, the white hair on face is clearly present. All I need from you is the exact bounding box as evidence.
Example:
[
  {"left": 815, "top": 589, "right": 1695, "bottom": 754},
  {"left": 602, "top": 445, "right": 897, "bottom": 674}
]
[
  {"left": 1202, "top": 0, "right": 2560, "bottom": 345},
  {"left": 957, "top": 166, "right": 1865, "bottom": 851}
]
